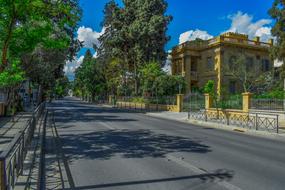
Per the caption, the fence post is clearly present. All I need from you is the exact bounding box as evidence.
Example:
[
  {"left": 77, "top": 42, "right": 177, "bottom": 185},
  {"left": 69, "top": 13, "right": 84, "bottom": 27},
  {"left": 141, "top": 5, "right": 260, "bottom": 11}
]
[
  {"left": 176, "top": 94, "right": 184, "bottom": 112},
  {"left": 204, "top": 93, "right": 213, "bottom": 110},
  {"left": 277, "top": 115, "right": 279, "bottom": 134},
  {"left": 108, "top": 95, "right": 113, "bottom": 105},
  {"left": 255, "top": 113, "right": 258, "bottom": 130},
  {"left": 226, "top": 112, "right": 230, "bottom": 125},
  {"left": 0, "top": 159, "right": 6, "bottom": 190},
  {"left": 242, "top": 92, "right": 252, "bottom": 112}
]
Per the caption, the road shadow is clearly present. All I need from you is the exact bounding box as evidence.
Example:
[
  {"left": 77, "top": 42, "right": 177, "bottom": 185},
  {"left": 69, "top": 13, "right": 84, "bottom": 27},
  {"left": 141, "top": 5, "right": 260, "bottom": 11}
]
[
  {"left": 60, "top": 129, "right": 211, "bottom": 161},
  {"left": 48, "top": 97, "right": 151, "bottom": 114},
  {"left": 53, "top": 108, "right": 137, "bottom": 124},
  {"left": 63, "top": 169, "right": 234, "bottom": 189}
]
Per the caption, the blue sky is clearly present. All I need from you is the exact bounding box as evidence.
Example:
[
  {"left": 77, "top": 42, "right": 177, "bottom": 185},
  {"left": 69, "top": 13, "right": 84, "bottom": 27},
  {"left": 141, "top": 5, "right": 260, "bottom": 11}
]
[{"left": 65, "top": 0, "right": 275, "bottom": 80}]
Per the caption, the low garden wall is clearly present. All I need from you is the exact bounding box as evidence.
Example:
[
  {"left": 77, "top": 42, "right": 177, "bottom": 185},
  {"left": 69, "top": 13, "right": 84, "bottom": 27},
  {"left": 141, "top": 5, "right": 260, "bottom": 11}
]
[
  {"left": 116, "top": 101, "right": 179, "bottom": 112},
  {"left": 206, "top": 108, "right": 249, "bottom": 119}
]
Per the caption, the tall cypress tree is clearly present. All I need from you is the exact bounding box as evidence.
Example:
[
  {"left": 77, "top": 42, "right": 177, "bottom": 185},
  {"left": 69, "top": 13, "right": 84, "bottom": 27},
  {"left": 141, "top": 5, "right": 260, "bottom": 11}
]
[{"left": 98, "top": 0, "right": 172, "bottom": 95}]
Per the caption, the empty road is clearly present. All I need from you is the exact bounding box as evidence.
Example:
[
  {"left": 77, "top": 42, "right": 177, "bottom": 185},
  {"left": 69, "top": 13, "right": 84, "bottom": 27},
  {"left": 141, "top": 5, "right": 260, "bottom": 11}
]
[{"left": 49, "top": 97, "right": 285, "bottom": 190}]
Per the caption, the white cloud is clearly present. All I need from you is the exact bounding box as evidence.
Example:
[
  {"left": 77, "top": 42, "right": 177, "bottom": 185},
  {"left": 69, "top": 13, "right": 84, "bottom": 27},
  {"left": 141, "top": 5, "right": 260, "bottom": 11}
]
[
  {"left": 163, "top": 53, "right": 172, "bottom": 74},
  {"left": 226, "top": 11, "right": 273, "bottom": 42},
  {"left": 77, "top": 26, "right": 105, "bottom": 48},
  {"left": 274, "top": 59, "right": 284, "bottom": 67},
  {"left": 178, "top": 11, "right": 273, "bottom": 45},
  {"left": 93, "top": 52, "right": 98, "bottom": 58},
  {"left": 179, "top": 29, "right": 213, "bottom": 44},
  {"left": 64, "top": 56, "right": 84, "bottom": 80}
]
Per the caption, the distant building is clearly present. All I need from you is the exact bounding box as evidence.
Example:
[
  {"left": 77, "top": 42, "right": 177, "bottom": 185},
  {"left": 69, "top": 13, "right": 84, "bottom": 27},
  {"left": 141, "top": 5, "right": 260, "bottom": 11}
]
[{"left": 171, "top": 32, "right": 273, "bottom": 95}]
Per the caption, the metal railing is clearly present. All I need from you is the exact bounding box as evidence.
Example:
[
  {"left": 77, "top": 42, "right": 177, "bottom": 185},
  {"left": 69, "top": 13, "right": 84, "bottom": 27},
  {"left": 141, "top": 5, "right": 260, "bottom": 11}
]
[
  {"left": 251, "top": 99, "right": 284, "bottom": 111},
  {"left": 0, "top": 102, "right": 45, "bottom": 190},
  {"left": 189, "top": 109, "right": 279, "bottom": 133}
]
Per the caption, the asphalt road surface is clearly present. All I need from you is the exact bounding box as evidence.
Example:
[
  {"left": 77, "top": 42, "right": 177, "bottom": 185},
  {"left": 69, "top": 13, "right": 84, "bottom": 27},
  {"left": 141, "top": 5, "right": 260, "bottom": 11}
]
[{"left": 49, "top": 97, "right": 285, "bottom": 190}]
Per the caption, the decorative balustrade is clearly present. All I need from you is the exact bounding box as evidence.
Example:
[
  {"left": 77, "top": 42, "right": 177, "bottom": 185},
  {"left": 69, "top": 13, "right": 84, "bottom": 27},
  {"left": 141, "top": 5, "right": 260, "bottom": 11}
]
[{"left": 173, "top": 34, "right": 272, "bottom": 53}]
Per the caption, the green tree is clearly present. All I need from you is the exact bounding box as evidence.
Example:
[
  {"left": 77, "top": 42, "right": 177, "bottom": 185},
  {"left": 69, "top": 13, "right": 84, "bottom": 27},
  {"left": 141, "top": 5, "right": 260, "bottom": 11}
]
[
  {"left": 0, "top": 0, "right": 81, "bottom": 113},
  {"left": 54, "top": 76, "right": 70, "bottom": 98},
  {"left": 98, "top": 0, "right": 172, "bottom": 95},
  {"left": 140, "top": 62, "right": 163, "bottom": 96},
  {"left": 269, "top": 0, "right": 285, "bottom": 61},
  {"left": 74, "top": 50, "right": 107, "bottom": 101},
  {"left": 223, "top": 54, "right": 274, "bottom": 93}
]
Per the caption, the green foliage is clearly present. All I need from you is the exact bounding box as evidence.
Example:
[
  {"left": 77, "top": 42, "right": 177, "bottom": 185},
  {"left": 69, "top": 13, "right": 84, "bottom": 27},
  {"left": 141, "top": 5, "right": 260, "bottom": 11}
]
[
  {"left": 0, "top": 0, "right": 81, "bottom": 66},
  {"left": 254, "top": 89, "right": 285, "bottom": 99},
  {"left": 139, "top": 62, "right": 186, "bottom": 97},
  {"left": 130, "top": 97, "right": 146, "bottom": 103},
  {"left": 74, "top": 50, "right": 107, "bottom": 100},
  {"left": 97, "top": 0, "right": 172, "bottom": 95},
  {"left": 0, "top": 61, "right": 25, "bottom": 88},
  {"left": 140, "top": 62, "right": 163, "bottom": 95},
  {"left": 203, "top": 80, "right": 215, "bottom": 95},
  {"left": 54, "top": 77, "right": 70, "bottom": 98},
  {"left": 269, "top": 0, "right": 285, "bottom": 60},
  {"left": 154, "top": 74, "right": 185, "bottom": 96},
  {"left": 0, "top": 0, "right": 81, "bottom": 113}
]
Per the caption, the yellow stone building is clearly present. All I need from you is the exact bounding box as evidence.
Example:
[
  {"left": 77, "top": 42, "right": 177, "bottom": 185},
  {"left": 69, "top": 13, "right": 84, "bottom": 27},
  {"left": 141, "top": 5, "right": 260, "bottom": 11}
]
[{"left": 171, "top": 32, "right": 273, "bottom": 95}]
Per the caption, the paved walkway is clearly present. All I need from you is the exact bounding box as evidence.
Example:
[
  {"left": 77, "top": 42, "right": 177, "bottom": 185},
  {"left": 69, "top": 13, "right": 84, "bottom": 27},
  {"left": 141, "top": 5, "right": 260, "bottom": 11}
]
[{"left": 0, "top": 112, "right": 33, "bottom": 154}]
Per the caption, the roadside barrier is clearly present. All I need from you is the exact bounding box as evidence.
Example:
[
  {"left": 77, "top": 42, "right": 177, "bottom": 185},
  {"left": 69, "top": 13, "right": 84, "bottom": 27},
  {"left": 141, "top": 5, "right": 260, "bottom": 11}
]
[
  {"left": 189, "top": 109, "right": 279, "bottom": 133},
  {"left": 0, "top": 102, "right": 45, "bottom": 190}
]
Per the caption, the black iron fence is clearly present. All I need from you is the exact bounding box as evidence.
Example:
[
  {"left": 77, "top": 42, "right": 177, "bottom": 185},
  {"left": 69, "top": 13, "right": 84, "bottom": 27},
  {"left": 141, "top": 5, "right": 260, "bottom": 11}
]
[
  {"left": 0, "top": 102, "right": 45, "bottom": 190},
  {"left": 189, "top": 109, "right": 279, "bottom": 133},
  {"left": 251, "top": 99, "right": 284, "bottom": 111},
  {"left": 221, "top": 95, "right": 242, "bottom": 110},
  {"left": 183, "top": 93, "right": 205, "bottom": 112}
]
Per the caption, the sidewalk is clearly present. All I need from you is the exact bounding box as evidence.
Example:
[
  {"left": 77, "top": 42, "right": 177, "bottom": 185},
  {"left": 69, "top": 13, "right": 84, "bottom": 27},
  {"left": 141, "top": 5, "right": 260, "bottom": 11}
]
[
  {"left": 0, "top": 112, "right": 33, "bottom": 154},
  {"left": 146, "top": 111, "right": 285, "bottom": 140}
]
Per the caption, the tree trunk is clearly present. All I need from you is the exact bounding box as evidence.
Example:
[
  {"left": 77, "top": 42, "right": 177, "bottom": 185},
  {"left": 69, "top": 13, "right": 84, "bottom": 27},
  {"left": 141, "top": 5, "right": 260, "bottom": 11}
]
[
  {"left": 1, "top": 9, "right": 16, "bottom": 72},
  {"left": 38, "top": 85, "right": 43, "bottom": 105}
]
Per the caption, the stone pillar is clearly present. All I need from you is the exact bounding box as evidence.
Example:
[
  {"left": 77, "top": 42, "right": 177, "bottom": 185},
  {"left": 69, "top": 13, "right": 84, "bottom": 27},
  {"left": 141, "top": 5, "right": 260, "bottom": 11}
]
[
  {"left": 176, "top": 94, "right": 184, "bottom": 112},
  {"left": 109, "top": 95, "right": 116, "bottom": 105},
  {"left": 268, "top": 39, "right": 274, "bottom": 46},
  {"left": 108, "top": 95, "right": 113, "bottom": 104},
  {"left": 185, "top": 56, "right": 191, "bottom": 93},
  {"left": 242, "top": 92, "right": 252, "bottom": 112},
  {"left": 214, "top": 48, "right": 222, "bottom": 98},
  {"left": 204, "top": 93, "right": 213, "bottom": 110},
  {"left": 254, "top": 36, "right": 260, "bottom": 45},
  {"left": 171, "top": 60, "right": 176, "bottom": 75},
  {"left": 181, "top": 57, "right": 185, "bottom": 76}
]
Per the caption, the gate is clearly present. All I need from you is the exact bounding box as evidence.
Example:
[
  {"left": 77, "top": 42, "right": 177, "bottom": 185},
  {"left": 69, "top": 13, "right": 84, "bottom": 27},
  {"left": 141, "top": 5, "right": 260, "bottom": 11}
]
[{"left": 183, "top": 92, "right": 205, "bottom": 112}]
